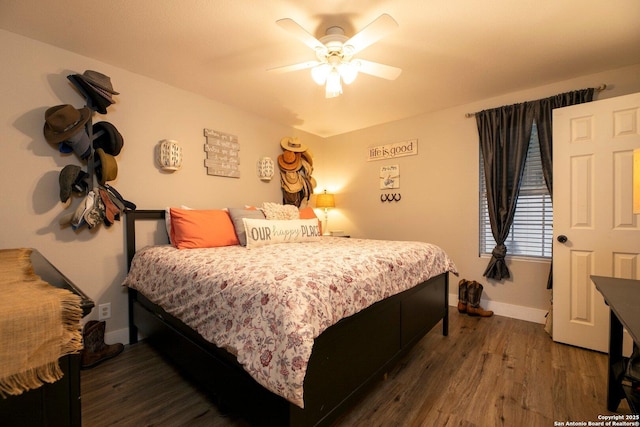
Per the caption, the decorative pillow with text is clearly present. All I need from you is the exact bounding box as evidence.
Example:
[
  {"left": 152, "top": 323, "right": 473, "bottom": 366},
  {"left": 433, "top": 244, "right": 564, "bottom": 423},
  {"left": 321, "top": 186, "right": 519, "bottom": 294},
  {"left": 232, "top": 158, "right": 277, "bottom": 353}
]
[{"left": 242, "top": 218, "right": 321, "bottom": 248}]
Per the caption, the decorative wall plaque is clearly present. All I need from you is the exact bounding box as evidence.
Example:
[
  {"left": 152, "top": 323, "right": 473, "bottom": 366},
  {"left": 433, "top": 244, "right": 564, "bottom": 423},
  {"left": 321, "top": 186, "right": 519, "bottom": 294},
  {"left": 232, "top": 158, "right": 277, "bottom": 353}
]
[
  {"left": 203, "top": 128, "right": 240, "bottom": 178},
  {"left": 367, "top": 139, "right": 418, "bottom": 161}
]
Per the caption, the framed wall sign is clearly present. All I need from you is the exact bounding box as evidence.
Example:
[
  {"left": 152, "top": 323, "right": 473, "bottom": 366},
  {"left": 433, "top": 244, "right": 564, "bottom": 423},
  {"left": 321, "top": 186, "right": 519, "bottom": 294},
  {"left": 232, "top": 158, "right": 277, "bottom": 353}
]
[
  {"left": 380, "top": 164, "right": 400, "bottom": 189},
  {"left": 203, "top": 128, "right": 240, "bottom": 178}
]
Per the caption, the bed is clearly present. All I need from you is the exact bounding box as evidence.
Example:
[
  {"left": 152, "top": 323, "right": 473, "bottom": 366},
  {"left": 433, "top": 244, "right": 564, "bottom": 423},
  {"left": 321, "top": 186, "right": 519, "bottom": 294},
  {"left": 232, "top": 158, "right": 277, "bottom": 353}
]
[{"left": 123, "top": 209, "right": 457, "bottom": 426}]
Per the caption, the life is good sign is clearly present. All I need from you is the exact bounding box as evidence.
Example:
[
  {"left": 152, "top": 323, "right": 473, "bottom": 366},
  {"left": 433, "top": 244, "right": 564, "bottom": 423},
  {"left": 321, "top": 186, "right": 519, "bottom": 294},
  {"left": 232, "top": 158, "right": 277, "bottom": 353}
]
[{"left": 367, "top": 139, "right": 418, "bottom": 161}]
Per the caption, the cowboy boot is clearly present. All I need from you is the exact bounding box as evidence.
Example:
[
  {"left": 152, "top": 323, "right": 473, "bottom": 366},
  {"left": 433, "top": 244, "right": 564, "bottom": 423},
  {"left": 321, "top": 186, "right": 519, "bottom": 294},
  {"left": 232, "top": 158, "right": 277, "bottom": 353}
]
[
  {"left": 457, "top": 279, "right": 469, "bottom": 313},
  {"left": 81, "top": 320, "right": 124, "bottom": 369},
  {"left": 466, "top": 281, "right": 494, "bottom": 317}
]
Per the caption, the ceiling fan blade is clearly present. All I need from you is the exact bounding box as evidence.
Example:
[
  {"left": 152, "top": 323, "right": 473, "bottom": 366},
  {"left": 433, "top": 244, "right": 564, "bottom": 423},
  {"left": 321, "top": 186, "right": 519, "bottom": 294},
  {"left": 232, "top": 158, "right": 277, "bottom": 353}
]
[
  {"left": 267, "top": 61, "right": 320, "bottom": 74},
  {"left": 345, "top": 14, "right": 398, "bottom": 54},
  {"left": 276, "top": 18, "right": 325, "bottom": 51},
  {"left": 356, "top": 59, "right": 402, "bottom": 80}
]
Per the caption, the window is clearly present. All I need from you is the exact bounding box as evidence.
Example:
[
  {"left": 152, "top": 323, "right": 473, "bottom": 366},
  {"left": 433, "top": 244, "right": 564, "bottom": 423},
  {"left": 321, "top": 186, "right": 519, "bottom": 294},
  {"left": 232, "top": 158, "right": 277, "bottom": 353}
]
[{"left": 479, "top": 123, "right": 553, "bottom": 259}]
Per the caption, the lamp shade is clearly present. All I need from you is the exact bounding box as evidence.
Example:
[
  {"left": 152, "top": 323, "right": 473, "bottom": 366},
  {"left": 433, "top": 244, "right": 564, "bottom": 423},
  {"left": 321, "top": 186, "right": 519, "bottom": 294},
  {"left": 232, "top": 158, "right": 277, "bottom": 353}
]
[{"left": 316, "top": 192, "right": 335, "bottom": 209}]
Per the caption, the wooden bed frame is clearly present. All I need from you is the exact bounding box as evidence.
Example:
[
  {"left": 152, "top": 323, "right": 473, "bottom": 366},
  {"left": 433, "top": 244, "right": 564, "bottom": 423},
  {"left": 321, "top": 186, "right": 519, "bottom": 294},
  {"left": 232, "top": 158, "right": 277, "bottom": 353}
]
[{"left": 125, "top": 209, "right": 449, "bottom": 426}]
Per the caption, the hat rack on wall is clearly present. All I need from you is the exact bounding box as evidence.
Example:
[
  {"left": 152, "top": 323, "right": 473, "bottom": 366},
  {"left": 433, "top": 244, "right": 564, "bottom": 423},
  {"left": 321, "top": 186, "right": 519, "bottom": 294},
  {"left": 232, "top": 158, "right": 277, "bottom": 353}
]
[{"left": 44, "top": 70, "right": 135, "bottom": 232}]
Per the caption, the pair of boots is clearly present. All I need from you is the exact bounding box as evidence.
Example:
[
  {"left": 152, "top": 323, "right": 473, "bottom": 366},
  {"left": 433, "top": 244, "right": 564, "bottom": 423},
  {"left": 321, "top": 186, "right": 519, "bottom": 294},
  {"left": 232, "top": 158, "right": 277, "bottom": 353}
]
[
  {"left": 457, "top": 279, "right": 493, "bottom": 317},
  {"left": 81, "top": 320, "right": 124, "bottom": 369}
]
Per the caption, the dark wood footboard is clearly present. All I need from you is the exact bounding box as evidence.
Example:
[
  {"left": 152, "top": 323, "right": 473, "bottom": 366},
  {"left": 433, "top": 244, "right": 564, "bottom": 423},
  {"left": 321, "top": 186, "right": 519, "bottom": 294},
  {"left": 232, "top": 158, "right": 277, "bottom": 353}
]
[{"left": 125, "top": 210, "right": 449, "bottom": 426}]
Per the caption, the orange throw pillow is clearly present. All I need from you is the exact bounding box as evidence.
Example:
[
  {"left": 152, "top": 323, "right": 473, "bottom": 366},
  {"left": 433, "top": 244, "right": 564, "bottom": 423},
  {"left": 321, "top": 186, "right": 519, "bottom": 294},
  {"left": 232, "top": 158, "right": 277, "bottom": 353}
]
[
  {"left": 170, "top": 208, "right": 239, "bottom": 249},
  {"left": 299, "top": 207, "right": 322, "bottom": 236}
]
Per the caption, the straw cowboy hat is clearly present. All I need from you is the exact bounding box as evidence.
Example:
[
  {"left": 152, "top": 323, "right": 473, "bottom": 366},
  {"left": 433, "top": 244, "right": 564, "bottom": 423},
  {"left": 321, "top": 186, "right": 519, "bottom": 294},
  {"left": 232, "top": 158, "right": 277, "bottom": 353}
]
[
  {"left": 278, "top": 150, "right": 301, "bottom": 171},
  {"left": 280, "top": 137, "right": 307, "bottom": 153},
  {"left": 281, "top": 171, "right": 303, "bottom": 193}
]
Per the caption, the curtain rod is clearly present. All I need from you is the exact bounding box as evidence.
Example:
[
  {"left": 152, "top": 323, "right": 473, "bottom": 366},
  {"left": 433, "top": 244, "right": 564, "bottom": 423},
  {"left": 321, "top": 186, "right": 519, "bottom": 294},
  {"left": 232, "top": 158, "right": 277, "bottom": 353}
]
[{"left": 464, "top": 84, "right": 607, "bottom": 118}]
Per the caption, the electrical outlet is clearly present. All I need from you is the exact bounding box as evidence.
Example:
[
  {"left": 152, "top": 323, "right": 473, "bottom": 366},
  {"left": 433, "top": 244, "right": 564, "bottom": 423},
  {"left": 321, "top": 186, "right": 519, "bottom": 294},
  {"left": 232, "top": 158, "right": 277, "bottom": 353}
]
[{"left": 98, "top": 303, "right": 111, "bottom": 320}]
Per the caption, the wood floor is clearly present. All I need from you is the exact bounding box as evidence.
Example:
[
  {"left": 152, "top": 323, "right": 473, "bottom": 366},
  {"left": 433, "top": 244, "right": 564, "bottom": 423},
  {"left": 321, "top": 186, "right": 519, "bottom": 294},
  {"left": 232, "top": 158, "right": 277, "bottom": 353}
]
[{"left": 81, "top": 307, "right": 631, "bottom": 426}]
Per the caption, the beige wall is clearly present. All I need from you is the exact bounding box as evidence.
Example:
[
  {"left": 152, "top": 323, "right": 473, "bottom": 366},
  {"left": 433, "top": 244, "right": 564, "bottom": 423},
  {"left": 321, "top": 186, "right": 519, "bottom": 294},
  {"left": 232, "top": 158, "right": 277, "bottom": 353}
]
[
  {"left": 2, "top": 28, "right": 639, "bottom": 341},
  {"left": 317, "top": 64, "right": 640, "bottom": 321},
  {"left": 0, "top": 30, "right": 323, "bottom": 341}
]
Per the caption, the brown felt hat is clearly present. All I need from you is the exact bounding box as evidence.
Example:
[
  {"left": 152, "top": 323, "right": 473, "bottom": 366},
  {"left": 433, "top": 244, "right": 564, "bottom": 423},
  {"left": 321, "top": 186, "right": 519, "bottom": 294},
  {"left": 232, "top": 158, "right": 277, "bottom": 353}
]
[{"left": 43, "top": 104, "right": 91, "bottom": 144}]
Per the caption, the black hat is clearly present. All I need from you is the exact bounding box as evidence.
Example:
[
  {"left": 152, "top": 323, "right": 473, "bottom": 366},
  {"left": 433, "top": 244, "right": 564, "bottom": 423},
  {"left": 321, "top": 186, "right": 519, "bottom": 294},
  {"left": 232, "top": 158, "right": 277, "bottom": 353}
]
[
  {"left": 67, "top": 74, "right": 112, "bottom": 114},
  {"left": 93, "top": 121, "right": 124, "bottom": 156}
]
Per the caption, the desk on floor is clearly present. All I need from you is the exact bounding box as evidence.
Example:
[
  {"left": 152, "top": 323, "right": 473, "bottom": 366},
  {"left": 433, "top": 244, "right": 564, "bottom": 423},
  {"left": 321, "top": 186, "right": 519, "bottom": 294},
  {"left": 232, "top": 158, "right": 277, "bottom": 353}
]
[{"left": 591, "top": 275, "right": 639, "bottom": 414}]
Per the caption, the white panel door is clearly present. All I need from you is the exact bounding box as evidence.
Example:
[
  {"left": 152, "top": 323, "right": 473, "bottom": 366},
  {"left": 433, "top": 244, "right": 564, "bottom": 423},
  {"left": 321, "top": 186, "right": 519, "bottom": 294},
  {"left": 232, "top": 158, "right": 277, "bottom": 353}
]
[{"left": 553, "top": 92, "right": 640, "bottom": 352}]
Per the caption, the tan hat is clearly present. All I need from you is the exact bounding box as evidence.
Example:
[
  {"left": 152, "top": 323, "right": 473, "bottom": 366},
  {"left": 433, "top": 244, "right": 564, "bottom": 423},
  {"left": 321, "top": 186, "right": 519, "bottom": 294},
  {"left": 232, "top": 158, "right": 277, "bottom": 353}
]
[
  {"left": 301, "top": 149, "right": 313, "bottom": 166},
  {"left": 280, "top": 137, "right": 307, "bottom": 153},
  {"left": 94, "top": 148, "right": 118, "bottom": 185},
  {"left": 281, "top": 171, "right": 303, "bottom": 193},
  {"left": 278, "top": 150, "right": 301, "bottom": 171}
]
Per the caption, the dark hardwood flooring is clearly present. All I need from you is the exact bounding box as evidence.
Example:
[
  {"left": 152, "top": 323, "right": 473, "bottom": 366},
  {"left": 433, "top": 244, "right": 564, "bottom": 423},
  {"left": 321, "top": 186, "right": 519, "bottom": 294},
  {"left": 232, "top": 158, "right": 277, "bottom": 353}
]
[{"left": 81, "top": 307, "right": 631, "bottom": 426}]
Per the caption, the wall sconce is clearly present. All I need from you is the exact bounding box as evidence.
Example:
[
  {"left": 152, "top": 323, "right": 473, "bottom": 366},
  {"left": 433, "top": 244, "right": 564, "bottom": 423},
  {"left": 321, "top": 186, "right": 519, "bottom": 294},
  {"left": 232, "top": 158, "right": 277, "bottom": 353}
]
[
  {"left": 257, "top": 157, "right": 275, "bottom": 181},
  {"left": 315, "top": 189, "right": 335, "bottom": 235},
  {"left": 634, "top": 148, "right": 640, "bottom": 214},
  {"left": 157, "top": 139, "right": 183, "bottom": 171}
]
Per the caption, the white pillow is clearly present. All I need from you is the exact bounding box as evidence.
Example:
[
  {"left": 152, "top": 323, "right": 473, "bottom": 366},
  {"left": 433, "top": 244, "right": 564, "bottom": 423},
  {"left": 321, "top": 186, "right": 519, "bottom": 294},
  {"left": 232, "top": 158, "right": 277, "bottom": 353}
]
[
  {"left": 260, "top": 202, "right": 300, "bottom": 220},
  {"left": 243, "top": 218, "right": 321, "bottom": 248},
  {"left": 165, "top": 205, "right": 192, "bottom": 244}
]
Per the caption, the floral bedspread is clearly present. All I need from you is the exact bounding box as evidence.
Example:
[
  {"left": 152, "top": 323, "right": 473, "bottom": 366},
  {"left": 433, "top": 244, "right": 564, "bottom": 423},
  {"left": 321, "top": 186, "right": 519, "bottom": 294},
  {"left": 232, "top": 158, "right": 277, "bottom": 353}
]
[{"left": 122, "top": 238, "right": 457, "bottom": 408}]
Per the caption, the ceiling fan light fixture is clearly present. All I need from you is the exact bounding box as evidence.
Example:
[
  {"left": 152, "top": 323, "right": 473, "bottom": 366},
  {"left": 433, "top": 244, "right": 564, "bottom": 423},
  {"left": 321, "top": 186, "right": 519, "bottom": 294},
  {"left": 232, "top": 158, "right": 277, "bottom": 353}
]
[
  {"left": 273, "top": 15, "right": 401, "bottom": 98},
  {"left": 325, "top": 68, "right": 342, "bottom": 98},
  {"left": 339, "top": 61, "right": 359, "bottom": 85},
  {"left": 311, "top": 63, "right": 330, "bottom": 85}
]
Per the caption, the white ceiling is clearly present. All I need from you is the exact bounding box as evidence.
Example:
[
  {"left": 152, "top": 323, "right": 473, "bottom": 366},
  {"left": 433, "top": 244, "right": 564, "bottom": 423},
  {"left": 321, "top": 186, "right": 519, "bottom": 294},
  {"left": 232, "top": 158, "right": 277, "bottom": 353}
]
[{"left": 1, "top": 0, "right": 639, "bottom": 137}]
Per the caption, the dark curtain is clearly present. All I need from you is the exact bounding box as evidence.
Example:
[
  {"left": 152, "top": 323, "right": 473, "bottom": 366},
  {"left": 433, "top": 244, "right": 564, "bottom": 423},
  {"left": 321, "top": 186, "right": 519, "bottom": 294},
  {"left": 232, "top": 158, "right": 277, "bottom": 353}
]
[
  {"left": 534, "top": 88, "right": 595, "bottom": 288},
  {"left": 476, "top": 88, "right": 595, "bottom": 283},
  {"left": 477, "top": 103, "right": 535, "bottom": 280}
]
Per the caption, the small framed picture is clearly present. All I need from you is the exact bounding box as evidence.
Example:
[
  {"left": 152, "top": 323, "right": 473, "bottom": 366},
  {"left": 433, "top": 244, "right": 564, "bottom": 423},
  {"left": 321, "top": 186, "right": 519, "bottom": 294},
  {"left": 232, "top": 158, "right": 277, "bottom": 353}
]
[{"left": 380, "top": 164, "right": 399, "bottom": 189}]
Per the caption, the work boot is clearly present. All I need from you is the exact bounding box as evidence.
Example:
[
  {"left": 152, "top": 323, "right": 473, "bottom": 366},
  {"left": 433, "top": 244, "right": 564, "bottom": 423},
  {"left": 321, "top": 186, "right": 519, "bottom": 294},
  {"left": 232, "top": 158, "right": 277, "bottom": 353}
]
[
  {"left": 457, "top": 279, "right": 469, "bottom": 313},
  {"left": 466, "top": 281, "right": 494, "bottom": 317},
  {"left": 81, "top": 320, "right": 124, "bottom": 369}
]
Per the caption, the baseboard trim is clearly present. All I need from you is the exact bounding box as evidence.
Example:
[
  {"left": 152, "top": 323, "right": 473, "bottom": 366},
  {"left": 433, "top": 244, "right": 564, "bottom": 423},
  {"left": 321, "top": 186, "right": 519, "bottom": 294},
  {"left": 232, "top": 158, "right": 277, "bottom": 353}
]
[
  {"left": 449, "top": 293, "right": 548, "bottom": 324},
  {"left": 105, "top": 327, "right": 130, "bottom": 346}
]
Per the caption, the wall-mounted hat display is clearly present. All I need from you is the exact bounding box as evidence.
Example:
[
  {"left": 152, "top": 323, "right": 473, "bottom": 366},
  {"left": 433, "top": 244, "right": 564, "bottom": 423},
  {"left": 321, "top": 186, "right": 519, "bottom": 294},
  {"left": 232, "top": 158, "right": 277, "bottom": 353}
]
[
  {"left": 45, "top": 69, "right": 133, "bottom": 232},
  {"left": 277, "top": 137, "right": 315, "bottom": 207}
]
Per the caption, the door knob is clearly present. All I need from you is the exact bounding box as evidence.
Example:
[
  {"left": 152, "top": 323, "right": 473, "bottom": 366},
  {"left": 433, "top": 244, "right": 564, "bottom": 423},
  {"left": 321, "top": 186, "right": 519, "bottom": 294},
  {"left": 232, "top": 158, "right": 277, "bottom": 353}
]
[{"left": 557, "top": 235, "right": 568, "bottom": 243}]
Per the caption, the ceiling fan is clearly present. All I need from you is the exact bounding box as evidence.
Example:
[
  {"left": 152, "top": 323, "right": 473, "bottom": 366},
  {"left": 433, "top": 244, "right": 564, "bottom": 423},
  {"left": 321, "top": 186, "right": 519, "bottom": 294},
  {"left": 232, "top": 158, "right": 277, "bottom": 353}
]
[{"left": 269, "top": 14, "right": 402, "bottom": 98}]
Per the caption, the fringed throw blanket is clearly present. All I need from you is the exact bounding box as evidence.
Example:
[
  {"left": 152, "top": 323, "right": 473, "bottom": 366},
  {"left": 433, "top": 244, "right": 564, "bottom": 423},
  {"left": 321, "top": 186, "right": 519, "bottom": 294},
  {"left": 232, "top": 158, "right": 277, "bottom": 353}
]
[{"left": 0, "top": 248, "right": 83, "bottom": 398}]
